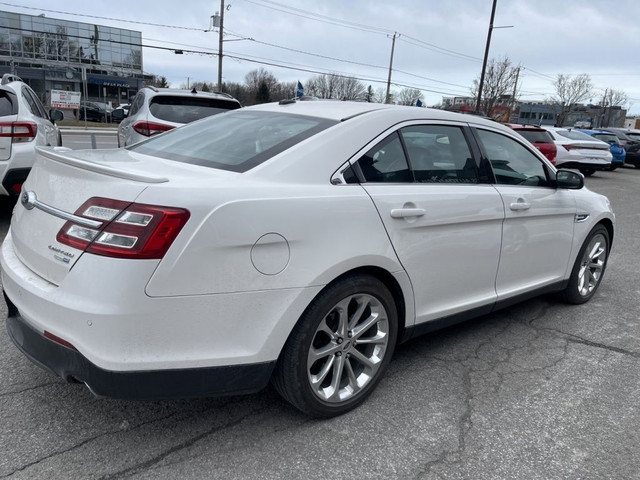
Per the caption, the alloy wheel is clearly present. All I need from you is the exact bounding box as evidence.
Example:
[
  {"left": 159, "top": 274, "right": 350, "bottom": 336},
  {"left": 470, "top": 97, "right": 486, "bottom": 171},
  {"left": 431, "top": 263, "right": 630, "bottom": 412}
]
[{"left": 306, "top": 293, "right": 389, "bottom": 403}]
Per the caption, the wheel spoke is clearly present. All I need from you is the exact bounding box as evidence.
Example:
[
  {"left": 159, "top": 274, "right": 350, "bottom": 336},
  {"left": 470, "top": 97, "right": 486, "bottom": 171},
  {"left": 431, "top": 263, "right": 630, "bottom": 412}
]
[
  {"left": 310, "top": 355, "right": 335, "bottom": 388},
  {"left": 354, "top": 331, "right": 387, "bottom": 346},
  {"left": 344, "top": 358, "right": 361, "bottom": 394},
  {"left": 328, "top": 354, "right": 346, "bottom": 400},
  {"left": 352, "top": 312, "right": 383, "bottom": 340},
  {"left": 308, "top": 342, "right": 340, "bottom": 363},
  {"left": 348, "top": 296, "right": 369, "bottom": 330},
  {"left": 350, "top": 348, "right": 377, "bottom": 370},
  {"left": 334, "top": 298, "right": 351, "bottom": 339},
  {"left": 316, "top": 317, "right": 337, "bottom": 339}
]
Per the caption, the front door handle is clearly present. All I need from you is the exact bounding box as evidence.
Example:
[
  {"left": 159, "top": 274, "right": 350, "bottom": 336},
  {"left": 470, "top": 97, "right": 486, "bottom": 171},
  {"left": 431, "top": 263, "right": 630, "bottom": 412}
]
[
  {"left": 510, "top": 200, "right": 530, "bottom": 211},
  {"left": 390, "top": 208, "right": 426, "bottom": 219}
]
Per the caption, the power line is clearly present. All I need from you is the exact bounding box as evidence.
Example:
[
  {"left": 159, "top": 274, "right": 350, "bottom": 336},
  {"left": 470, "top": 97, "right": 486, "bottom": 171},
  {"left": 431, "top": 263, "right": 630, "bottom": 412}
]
[
  {"left": 239, "top": 0, "right": 393, "bottom": 35},
  {"left": 0, "top": 2, "right": 205, "bottom": 31}
]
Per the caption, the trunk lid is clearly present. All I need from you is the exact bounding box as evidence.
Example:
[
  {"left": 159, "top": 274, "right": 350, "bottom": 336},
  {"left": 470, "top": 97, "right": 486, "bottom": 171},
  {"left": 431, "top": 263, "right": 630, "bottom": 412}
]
[{"left": 10, "top": 146, "right": 208, "bottom": 286}]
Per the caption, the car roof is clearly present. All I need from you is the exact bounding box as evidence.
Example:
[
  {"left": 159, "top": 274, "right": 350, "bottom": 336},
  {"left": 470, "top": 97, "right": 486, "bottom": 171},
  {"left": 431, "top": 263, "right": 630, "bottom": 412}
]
[
  {"left": 142, "top": 87, "right": 239, "bottom": 102},
  {"left": 244, "top": 100, "right": 504, "bottom": 126}
]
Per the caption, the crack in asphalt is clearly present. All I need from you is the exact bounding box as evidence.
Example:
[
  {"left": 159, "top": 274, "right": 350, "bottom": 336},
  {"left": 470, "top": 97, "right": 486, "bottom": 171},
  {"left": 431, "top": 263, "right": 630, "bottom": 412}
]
[
  {"left": 0, "top": 410, "right": 185, "bottom": 479},
  {"left": 97, "top": 406, "right": 269, "bottom": 480},
  {"left": 543, "top": 329, "right": 639, "bottom": 359},
  {"left": 0, "top": 381, "right": 62, "bottom": 398}
]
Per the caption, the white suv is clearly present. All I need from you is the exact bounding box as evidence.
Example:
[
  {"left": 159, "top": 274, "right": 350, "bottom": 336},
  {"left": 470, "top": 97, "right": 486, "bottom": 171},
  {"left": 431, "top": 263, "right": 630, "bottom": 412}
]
[
  {"left": 115, "top": 86, "right": 241, "bottom": 146},
  {"left": 0, "top": 74, "right": 63, "bottom": 196}
]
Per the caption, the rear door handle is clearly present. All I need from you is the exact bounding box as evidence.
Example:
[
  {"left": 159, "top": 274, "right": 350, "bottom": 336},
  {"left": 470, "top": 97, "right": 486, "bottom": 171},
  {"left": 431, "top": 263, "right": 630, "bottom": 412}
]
[{"left": 390, "top": 208, "right": 426, "bottom": 218}]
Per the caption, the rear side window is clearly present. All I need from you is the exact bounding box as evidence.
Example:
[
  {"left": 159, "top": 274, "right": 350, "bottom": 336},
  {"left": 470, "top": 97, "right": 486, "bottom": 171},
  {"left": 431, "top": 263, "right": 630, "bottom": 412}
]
[
  {"left": 516, "top": 129, "right": 553, "bottom": 143},
  {"left": 0, "top": 90, "right": 17, "bottom": 116},
  {"left": 149, "top": 96, "right": 241, "bottom": 123},
  {"left": 130, "top": 110, "right": 337, "bottom": 173}
]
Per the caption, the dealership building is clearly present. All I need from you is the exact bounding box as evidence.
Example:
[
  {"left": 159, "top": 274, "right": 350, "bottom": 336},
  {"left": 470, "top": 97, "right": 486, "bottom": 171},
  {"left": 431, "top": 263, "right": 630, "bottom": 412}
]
[{"left": 0, "top": 10, "right": 150, "bottom": 108}]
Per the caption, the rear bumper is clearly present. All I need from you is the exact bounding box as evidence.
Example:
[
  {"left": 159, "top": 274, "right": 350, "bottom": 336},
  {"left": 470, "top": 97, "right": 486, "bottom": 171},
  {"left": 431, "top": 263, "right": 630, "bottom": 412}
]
[
  {"left": 555, "top": 160, "right": 610, "bottom": 171},
  {"left": 5, "top": 306, "right": 275, "bottom": 400}
]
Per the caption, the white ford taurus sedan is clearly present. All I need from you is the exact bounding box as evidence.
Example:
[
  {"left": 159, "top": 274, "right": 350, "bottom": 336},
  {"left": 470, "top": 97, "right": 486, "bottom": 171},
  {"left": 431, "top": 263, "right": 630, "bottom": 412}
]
[{"left": 1, "top": 100, "right": 614, "bottom": 417}]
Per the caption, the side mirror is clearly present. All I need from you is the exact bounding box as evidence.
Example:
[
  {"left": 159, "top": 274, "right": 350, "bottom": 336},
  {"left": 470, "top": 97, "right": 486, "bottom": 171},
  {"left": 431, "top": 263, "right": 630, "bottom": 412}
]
[
  {"left": 49, "top": 109, "right": 64, "bottom": 123},
  {"left": 111, "top": 109, "right": 125, "bottom": 121},
  {"left": 556, "top": 169, "right": 584, "bottom": 190}
]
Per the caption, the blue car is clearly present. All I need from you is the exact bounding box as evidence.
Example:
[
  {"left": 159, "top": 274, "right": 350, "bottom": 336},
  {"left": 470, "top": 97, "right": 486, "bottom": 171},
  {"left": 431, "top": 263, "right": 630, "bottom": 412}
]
[{"left": 576, "top": 129, "right": 626, "bottom": 170}]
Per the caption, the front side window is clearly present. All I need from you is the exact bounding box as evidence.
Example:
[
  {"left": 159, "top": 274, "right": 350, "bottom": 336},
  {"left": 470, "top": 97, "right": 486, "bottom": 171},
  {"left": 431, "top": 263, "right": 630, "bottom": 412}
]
[
  {"left": 130, "top": 111, "right": 337, "bottom": 173},
  {"left": 476, "top": 129, "right": 551, "bottom": 187}
]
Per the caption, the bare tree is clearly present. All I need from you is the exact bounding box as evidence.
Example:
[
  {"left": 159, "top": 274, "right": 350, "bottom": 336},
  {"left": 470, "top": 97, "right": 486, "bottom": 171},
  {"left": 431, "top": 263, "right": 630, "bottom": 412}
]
[
  {"left": 396, "top": 88, "right": 424, "bottom": 106},
  {"left": 373, "top": 87, "right": 388, "bottom": 104},
  {"left": 334, "top": 76, "right": 366, "bottom": 101},
  {"left": 306, "top": 74, "right": 365, "bottom": 100},
  {"left": 599, "top": 88, "right": 629, "bottom": 127},
  {"left": 550, "top": 73, "right": 593, "bottom": 126},
  {"left": 244, "top": 68, "right": 278, "bottom": 105},
  {"left": 471, "top": 56, "right": 520, "bottom": 118}
]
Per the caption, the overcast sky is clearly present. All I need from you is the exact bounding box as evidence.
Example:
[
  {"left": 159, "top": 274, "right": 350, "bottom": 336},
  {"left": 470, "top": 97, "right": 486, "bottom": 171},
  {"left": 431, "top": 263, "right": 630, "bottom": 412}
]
[{"left": 7, "top": 0, "right": 640, "bottom": 114}]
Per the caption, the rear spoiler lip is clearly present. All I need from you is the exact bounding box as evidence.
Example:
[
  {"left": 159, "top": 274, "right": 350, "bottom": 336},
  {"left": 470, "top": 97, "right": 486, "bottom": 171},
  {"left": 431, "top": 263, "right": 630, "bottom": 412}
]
[{"left": 35, "top": 146, "right": 169, "bottom": 184}]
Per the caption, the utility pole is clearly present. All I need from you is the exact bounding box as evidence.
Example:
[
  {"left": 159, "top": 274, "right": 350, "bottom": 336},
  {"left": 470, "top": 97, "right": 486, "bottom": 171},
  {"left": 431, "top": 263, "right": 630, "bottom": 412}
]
[
  {"left": 510, "top": 66, "right": 520, "bottom": 122},
  {"left": 385, "top": 33, "right": 398, "bottom": 104},
  {"left": 217, "top": 0, "right": 224, "bottom": 91},
  {"left": 476, "top": 0, "right": 498, "bottom": 113}
]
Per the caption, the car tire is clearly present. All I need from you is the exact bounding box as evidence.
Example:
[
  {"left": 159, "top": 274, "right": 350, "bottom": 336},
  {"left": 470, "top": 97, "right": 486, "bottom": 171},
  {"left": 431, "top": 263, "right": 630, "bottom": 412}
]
[
  {"left": 609, "top": 165, "right": 618, "bottom": 171},
  {"left": 559, "top": 225, "right": 609, "bottom": 305},
  {"left": 580, "top": 169, "right": 595, "bottom": 177},
  {"left": 272, "top": 274, "right": 398, "bottom": 417}
]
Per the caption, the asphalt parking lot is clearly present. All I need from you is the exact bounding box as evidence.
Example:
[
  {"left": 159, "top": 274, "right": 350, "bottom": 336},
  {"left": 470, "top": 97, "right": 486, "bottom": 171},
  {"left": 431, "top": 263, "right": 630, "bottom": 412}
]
[{"left": 0, "top": 166, "right": 638, "bottom": 480}]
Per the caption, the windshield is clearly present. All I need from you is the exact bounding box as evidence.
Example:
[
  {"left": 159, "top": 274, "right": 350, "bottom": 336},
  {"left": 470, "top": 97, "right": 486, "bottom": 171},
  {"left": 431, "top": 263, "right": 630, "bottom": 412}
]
[{"left": 129, "top": 110, "right": 337, "bottom": 173}]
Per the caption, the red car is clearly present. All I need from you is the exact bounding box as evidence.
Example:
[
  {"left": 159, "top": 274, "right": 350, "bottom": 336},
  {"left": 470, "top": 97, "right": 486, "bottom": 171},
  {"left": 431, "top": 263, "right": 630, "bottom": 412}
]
[{"left": 507, "top": 124, "right": 558, "bottom": 165}]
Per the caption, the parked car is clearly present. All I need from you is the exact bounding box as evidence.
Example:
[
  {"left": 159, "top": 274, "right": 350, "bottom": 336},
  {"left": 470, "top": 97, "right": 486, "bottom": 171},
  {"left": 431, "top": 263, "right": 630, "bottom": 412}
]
[
  {"left": 79, "top": 101, "right": 113, "bottom": 123},
  {"left": 111, "top": 103, "right": 130, "bottom": 124},
  {"left": 3, "top": 101, "right": 614, "bottom": 417},
  {"left": 620, "top": 128, "right": 640, "bottom": 142},
  {"left": 115, "top": 87, "right": 241, "bottom": 146},
  {"left": 506, "top": 124, "right": 557, "bottom": 164},
  {"left": 0, "top": 73, "right": 63, "bottom": 196},
  {"left": 576, "top": 129, "right": 625, "bottom": 169},
  {"left": 541, "top": 126, "right": 612, "bottom": 176},
  {"left": 597, "top": 128, "right": 640, "bottom": 168}
]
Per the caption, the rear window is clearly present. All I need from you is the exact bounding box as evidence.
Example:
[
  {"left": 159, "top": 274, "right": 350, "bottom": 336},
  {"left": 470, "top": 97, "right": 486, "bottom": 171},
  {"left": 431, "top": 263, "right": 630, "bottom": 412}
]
[
  {"left": 149, "top": 95, "right": 241, "bottom": 123},
  {"left": 515, "top": 129, "right": 553, "bottom": 143},
  {"left": 592, "top": 133, "right": 618, "bottom": 144},
  {"left": 0, "top": 90, "right": 17, "bottom": 116},
  {"left": 556, "top": 129, "right": 598, "bottom": 141},
  {"left": 129, "top": 110, "right": 337, "bottom": 173}
]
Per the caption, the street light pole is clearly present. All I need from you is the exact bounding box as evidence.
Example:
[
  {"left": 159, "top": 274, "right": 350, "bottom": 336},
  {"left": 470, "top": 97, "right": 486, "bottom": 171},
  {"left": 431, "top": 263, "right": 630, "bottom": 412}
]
[
  {"left": 217, "top": 0, "right": 224, "bottom": 91},
  {"left": 475, "top": 0, "right": 498, "bottom": 113}
]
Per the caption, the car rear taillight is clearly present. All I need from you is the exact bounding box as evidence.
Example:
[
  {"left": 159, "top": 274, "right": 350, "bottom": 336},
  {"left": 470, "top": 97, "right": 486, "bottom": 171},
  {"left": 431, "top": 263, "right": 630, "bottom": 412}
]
[
  {"left": 132, "top": 121, "right": 175, "bottom": 137},
  {"left": 57, "top": 197, "right": 190, "bottom": 259},
  {"left": 0, "top": 122, "right": 37, "bottom": 143}
]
